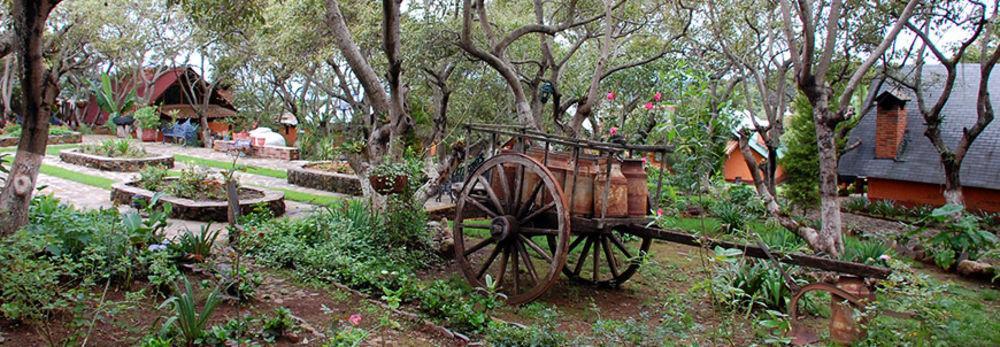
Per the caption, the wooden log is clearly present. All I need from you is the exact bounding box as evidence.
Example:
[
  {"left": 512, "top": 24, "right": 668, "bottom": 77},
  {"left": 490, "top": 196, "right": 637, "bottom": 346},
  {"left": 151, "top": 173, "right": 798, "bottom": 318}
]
[{"left": 621, "top": 225, "right": 892, "bottom": 279}]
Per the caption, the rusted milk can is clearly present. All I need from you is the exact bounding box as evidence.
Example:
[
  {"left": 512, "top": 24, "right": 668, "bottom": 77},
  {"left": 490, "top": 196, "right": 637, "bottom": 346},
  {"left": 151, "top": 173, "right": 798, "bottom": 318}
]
[
  {"left": 594, "top": 158, "right": 629, "bottom": 217},
  {"left": 829, "top": 276, "right": 874, "bottom": 344},
  {"left": 621, "top": 159, "right": 649, "bottom": 217},
  {"left": 564, "top": 155, "right": 597, "bottom": 216},
  {"left": 539, "top": 151, "right": 571, "bottom": 205}
]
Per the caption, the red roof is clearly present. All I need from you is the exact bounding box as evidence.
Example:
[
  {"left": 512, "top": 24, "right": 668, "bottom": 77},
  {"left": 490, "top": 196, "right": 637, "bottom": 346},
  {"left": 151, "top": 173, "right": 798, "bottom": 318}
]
[{"left": 81, "top": 67, "right": 236, "bottom": 125}]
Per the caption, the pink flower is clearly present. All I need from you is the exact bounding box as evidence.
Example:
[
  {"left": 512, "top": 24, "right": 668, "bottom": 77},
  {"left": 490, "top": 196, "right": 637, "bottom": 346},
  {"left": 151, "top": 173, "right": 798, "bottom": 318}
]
[
  {"left": 349, "top": 314, "right": 362, "bottom": 326},
  {"left": 609, "top": 127, "right": 618, "bottom": 136},
  {"left": 654, "top": 92, "right": 662, "bottom": 102},
  {"left": 606, "top": 91, "right": 616, "bottom": 101},
  {"left": 641, "top": 157, "right": 647, "bottom": 165},
  {"left": 656, "top": 208, "right": 664, "bottom": 216},
  {"left": 644, "top": 102, "right": 654, "bottom": 111}
]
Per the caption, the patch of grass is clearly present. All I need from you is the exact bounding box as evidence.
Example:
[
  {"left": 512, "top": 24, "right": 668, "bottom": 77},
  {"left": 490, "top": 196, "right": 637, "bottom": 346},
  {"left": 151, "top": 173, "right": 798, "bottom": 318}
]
[
  {"left": 174, "top": 154, "right": 287, "bottom": 179},
  {"left": 1, "top": 154, "right": 113, "bottom": 189}
]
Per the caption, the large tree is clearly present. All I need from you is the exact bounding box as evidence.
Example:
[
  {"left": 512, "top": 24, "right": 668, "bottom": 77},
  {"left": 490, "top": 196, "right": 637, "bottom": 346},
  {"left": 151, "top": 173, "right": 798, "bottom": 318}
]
[
  {"left": 459, "top": 0, "right": 691, "bottom": 136},
  {"left": 777, "top": 0, "right": 919, "bottom": 256},
  {"left": 0, "top": 0, "right": 65, "bottom": 236}
]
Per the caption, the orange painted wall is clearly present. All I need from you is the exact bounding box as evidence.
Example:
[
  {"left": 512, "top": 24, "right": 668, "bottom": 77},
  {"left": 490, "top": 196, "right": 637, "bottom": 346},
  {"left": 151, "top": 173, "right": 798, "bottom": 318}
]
[
  {"left": 723, "top": 150, "right": 785, "bottom": 184},
  {"left": 207, "top": 121, "right": 230, "bottom": 135},
  {"left": 868, "top": 178, "right": 1000, "bottom": 213}
]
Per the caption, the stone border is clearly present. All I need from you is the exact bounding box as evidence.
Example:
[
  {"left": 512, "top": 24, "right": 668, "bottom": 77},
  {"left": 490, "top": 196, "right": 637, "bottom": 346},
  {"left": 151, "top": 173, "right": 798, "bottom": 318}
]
[
  {"left": 59, "top": 148, "right": 174, "bottom": 172},
  {"left": 0, "top": 131, "right": 82, "bottom": 147},
  {"left": 287, "top": 161, "right": 362, "bottom": 196},
  {"left": 111, "top": 180, "right": 285, "bottom": 222}
]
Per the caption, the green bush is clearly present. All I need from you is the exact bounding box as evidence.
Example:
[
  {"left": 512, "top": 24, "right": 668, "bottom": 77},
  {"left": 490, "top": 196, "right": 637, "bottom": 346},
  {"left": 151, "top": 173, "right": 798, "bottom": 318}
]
[
  {"left": 912, "top": 204, "right": 998, "bottom": 269},
  {"left": 239, "top": 200, "right": 430, "bottom": 294},
  {"left": 415, "top": 278, "right": 501, "bottom": 333},
  {"left": 710, "top": 202, "right": 746, "bottom": 234},
  {"left": 841, "top": 236, "right": 892, "bottom": 266}
]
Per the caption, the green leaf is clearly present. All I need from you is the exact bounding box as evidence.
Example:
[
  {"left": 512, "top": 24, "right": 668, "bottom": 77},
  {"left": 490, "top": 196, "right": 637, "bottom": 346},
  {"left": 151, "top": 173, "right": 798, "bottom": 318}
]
[{"left": 931, "top": 204, "right": 964, "bottom": 217}]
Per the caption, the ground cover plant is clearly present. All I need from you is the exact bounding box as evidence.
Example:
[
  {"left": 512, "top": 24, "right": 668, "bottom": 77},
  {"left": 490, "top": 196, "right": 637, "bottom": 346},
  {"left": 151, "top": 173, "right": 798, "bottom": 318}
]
[
  {"left": 78, "top": 139, "right": 150, "bottom": 158},
  {"left": 0, "top": 124, "right": 76, "bottom": 139},
  {"left": 137, "top": 166, "right": 254, "bottom": 201}
]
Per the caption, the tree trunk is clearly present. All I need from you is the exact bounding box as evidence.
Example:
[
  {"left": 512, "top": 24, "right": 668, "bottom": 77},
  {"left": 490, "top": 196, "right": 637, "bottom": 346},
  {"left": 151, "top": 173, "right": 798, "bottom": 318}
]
[
  {"left": 814, "top": 115, "right": 844, "bottom": 256},
  {"left": 0, "top": 0, "right": 60, "bottom": 236},
  {"left": 941, "top": 160, "right": 964, "bottom": 206},
  {"left": 199, "top": 113, "right": 212, "bottom": 148}
]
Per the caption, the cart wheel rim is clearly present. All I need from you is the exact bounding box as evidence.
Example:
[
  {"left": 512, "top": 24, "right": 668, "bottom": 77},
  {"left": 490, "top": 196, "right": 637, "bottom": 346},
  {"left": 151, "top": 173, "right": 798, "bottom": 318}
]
[
  {"left": 555, "top": 229, "right": 651, "bottom": 287},
  {"left": 453, "top": 153, "right": 570, "bottom": 305}
]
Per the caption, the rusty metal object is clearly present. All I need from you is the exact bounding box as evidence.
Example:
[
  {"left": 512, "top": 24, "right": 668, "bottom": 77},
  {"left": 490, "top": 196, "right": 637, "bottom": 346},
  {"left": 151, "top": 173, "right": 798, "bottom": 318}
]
[
  {"left": 452, "top": 153, "right": 570, "bottom": 305},
  {"left": 564, "top": 155, "right": 597, "bottom": 216},
  {"left": 787, "top": 278, "right": 873, "bottom": 346},
  {"left": 594, "top": 158, "right": 628, "bottom": 217},
  {"left": 621, "top": 159, "right": 648, "bottom": 217}
]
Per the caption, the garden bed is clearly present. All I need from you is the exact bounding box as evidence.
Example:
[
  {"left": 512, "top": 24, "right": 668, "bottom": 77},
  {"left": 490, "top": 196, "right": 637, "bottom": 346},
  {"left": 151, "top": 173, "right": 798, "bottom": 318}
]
[
  {"left": 0, "top": 131, "right": 82, "bottom": 147},
  {"left": 213, "top": 140, "right": 300, "bottom": 160},
  {"left": 110, "top": 179, "right": 285, "bottom": 222},
  {"left": 59, "top": 148, "right": 174, "bottom": 172},
  {"left": 287, "top": 161, "right": 362, "bottom": 195}
]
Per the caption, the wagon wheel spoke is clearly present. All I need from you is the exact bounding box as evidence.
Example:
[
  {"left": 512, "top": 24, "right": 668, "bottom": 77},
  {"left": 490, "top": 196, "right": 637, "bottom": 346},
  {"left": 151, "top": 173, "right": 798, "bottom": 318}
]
[
  {"left": 521, "top": 201, "right": 555, "bottom": 224},
  {"left": 492, "top": 164, "right": 511, "bottom": 211},
  {"left": 495, "top": 246, "right": 510, "bottom": 287},
  {"left": 573, "top": 237, "right": 594, "bottom": 276},
  {"left": 608, "top": 233, "right": 634, "bottom": 260},
  {"left": 467, "top": 197, "right": 500, "bottom": 218},
  {"left": 511, "top": 243, "right": 520, "bottom": 293},
  {"left": 592, "top": 236, "right": 601, "bottom": 283},
  {"left": 477, "top": 244, "right": 504, "bottom": 280},
  {"left": 512, "top": 163, "right": 525, "bottom": 213},
  {"left": 464, "top": 237, "right": 495, "bottom": 257},
  {"left": 601, "top": 236, "right": 620, "bottom": 279},
  {"left": 567, "top": 235, "right": 587, "bottom": 253},
  {"left": 475, "top": 175, "right": 506, "bottom": 215},
  {"left": 520, "top": 235, "right": 554, "bottom": 263},
  {"left": 516, "top": 180, "right": 543, "bottom": 218},
  {"left": 520, "top": 227, "right": 559, "bottom": 236},
  {"left": 516, "top": 240, "right": 539, "bottom": 283}
]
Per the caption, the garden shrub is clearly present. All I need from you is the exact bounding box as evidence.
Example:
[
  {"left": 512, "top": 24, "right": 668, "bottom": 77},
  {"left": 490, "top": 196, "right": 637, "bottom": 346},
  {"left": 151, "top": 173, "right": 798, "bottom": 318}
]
[
  {"left": 240, "top": 200, "right": 431, "bottom": 294},
  {"left": 709, "top": 201, "right": 746, "bottom": 234},
  {"left": 0, "top": 195, "right": 172, "bottom": 321},
  {"left": 841, "top": 236, "right": 892, "bottom": 266},
  {"left": 415, "top": 277, "right": 501, "bottom": 334},
  {"left": 910, "top": 204, "right": 998, "bottom": 269}
]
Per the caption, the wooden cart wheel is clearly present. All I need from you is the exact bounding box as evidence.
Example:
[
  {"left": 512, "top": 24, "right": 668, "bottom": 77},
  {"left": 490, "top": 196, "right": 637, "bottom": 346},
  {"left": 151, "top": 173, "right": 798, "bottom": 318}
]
[
  {"left": 453, "top": 153, "right": 571, "bottom": 305},
  {"left": 554, "top": 229, "right": 652, "bottom": 287}
]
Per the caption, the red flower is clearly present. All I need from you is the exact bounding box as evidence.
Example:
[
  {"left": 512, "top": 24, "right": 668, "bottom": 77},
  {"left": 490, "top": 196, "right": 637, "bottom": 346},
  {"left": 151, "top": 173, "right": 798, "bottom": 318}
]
[
  {"left": 644, "top": 102, "right": 654, "bottom": 111},
  {"left": 609, "top": 127, "right": 618, "bottom": 136},
  {"left": 656, "top": 208, "right": 664, "bottom": 216},
  {"left": 349, "top": 314, "right": 362, "bottom": 326},
  {"left": 654, "top": 92, "right": 662, "bottom": 102},
  {"left": 606, "top": 91, "right": 616, "bottom": 101}
]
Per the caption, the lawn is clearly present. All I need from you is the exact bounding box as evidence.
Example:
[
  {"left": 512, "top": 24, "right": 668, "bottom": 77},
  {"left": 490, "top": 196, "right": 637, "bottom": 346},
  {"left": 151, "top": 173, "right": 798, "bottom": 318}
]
[{"left": 0, "top": 143, "right": 80, "bottom": 156}]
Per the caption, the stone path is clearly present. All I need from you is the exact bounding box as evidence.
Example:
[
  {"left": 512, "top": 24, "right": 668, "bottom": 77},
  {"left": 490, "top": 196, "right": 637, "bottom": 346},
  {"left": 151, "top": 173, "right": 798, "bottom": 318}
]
[{"left": 7, "top": 135, "right": 455, "bottom": 237}]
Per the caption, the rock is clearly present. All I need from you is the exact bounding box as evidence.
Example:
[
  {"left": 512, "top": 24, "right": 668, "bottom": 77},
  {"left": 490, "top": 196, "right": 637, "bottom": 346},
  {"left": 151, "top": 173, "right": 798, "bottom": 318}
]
[
  {"left": 430, "top": 218, "right": 455, "bottom": 258},
  {"left": 957, "top": 260, "right": 994, "bottom": 278}
]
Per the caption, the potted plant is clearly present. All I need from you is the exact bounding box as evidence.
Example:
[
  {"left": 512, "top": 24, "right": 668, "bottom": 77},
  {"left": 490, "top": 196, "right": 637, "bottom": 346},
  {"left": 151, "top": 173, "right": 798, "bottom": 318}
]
[
  {"left": 133, "top": 106, "right": 162, "bottom": 142},
  {"left": 368, "top": 161, "right": 409, "bottom": 195}
]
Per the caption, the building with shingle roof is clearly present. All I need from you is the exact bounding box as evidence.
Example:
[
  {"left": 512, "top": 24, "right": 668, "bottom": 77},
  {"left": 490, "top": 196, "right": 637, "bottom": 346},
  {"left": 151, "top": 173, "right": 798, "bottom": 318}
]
[{"left": 838, "top": 64, "right": 1000, "bottom": 212}]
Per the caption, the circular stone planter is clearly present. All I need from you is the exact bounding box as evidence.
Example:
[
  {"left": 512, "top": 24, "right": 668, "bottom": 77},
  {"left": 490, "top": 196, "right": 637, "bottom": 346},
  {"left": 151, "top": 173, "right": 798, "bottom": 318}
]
[
  {"left": 0, "top": 131, "right": 82, "bottom": 147},
  {"left": 111, "top": 180, "right": 285, "bottom": 222},
  {"left": 287, "top": 161, "right": 362, "bottom": 195},
  {"left": 60, "top": 149, "right": 174, "bottom": 172}
]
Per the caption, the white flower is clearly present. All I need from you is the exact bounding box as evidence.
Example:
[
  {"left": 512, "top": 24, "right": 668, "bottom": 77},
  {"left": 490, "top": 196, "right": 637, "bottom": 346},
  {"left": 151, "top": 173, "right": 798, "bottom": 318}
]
[
  {"left": 148, "top": 244, "right": 166, "bottom": 252},
  {"left": 878, "top": 254, "right": 891, "bottom": 262}
]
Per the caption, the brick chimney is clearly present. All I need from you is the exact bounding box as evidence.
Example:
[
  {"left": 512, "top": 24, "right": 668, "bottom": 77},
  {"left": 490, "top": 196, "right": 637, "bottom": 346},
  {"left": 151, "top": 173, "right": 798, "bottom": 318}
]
[{"left": 874, "top": 90, "right": 909, "bottom": 159}]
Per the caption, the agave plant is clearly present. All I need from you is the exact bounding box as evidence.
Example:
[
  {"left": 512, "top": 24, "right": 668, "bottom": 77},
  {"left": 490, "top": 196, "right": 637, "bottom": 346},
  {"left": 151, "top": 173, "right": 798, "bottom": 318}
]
[
  {"left": 158, "top": 277, "right": 221, "bottom": 346},
  {"left": 95, "top": 73, "right": 137, "bottom": 122}
]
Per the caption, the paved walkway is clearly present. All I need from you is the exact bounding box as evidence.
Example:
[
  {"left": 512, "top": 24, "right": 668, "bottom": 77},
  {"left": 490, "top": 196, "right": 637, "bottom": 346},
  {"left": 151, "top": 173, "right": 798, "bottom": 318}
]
[{"left": 7, "top": 135, "right": 455, "bottom": 237}]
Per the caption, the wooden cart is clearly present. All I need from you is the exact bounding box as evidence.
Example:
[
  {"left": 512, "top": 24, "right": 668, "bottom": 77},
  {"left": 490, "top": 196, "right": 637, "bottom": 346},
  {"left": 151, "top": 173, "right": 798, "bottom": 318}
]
[{"left": 451, "top": 124, "right": 892, "bottom": 344}]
